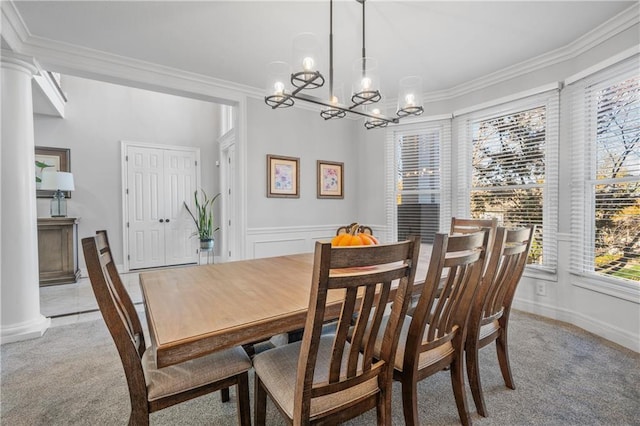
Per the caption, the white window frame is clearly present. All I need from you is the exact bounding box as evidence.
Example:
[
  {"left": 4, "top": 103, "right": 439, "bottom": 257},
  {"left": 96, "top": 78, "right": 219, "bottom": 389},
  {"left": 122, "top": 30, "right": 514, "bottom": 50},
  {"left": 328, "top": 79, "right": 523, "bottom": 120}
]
[
  {"left": 385, "top": 117, "right": 452, "bottom": 244},
  {"left": 568, "top": 55, "right": 640, "bottom": 300},
  {"left": 455, "top": 89, "right": 560, "bottom": 274}
]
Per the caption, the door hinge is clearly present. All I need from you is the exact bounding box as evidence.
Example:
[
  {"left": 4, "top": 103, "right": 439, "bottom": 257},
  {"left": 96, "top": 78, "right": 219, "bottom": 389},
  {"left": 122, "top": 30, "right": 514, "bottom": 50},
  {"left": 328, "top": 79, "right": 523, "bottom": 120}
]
[
  {"left": 125, "top": 155, "right": 128, "bottom": 161},
  {"left": 126, "top": 188, "right": 129, "bottom": 195},
  {"left": 127, "top": 254, "right": 130, "bottom": 260},
  {"left": 228, "top": 219, "right": 231, "bottom": 226},
  {"left": 195, "top": 160, "right": 198, "bottom": 166},
  {"left": 228, "top": 188, "right": 231, "bottom": 195},
  {"left": 126, "top": 222, "right": 129, "bottom": 228},
  {"left": 229, "top": 250, "right": 231, "bottom": 257},
  {"left": 228, "top": 157, "right": 231, "bottom": 164}
]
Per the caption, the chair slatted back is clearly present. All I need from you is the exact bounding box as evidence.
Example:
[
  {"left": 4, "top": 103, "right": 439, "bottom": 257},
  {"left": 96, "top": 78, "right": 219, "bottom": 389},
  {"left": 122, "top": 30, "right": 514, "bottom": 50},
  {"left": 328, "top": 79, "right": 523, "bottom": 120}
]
[
  {"left": 294, "top": 237, "right": 420, "bottom": 418},
  {"left": 451, "top": 217, "right": 498, "bottom": 270},
  {"left": 407, "top": 231, "right": 488, "bottom": 357},
  {"left": 94, "top": 231, "right": 145, "bottom": 355},
  {"left": 82, "top": 233, "right": 147, "bottom": 403},
  {"left": 478, "top": 226, "right": 535, "bottom": 324}
]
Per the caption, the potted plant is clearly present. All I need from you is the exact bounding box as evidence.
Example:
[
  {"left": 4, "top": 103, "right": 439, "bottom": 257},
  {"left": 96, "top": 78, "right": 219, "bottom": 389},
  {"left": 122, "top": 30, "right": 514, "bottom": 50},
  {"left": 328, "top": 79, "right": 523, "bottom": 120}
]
[{"left": 184, "top": 189, "right": 220, "bottom": 250}]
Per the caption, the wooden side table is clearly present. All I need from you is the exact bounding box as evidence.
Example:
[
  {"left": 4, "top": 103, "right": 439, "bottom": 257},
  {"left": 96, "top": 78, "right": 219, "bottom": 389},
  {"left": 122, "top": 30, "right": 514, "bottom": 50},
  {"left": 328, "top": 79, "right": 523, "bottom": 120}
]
[{"left": 37, "top": 217, "right": 80, "bottom": 286}]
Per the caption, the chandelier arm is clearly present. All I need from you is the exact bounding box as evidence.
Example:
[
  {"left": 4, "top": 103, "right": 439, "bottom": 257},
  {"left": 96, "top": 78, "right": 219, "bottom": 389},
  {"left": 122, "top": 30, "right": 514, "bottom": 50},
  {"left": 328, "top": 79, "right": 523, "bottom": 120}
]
[{"left": 292, "top": 92, "right": 398, "bottom": 124}]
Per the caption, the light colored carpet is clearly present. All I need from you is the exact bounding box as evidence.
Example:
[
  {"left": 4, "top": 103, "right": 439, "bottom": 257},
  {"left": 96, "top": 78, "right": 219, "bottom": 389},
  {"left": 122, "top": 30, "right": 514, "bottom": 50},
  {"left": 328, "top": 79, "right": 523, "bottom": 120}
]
[{"left": 1, "top": 310, "right": 638, "bottom": 425}]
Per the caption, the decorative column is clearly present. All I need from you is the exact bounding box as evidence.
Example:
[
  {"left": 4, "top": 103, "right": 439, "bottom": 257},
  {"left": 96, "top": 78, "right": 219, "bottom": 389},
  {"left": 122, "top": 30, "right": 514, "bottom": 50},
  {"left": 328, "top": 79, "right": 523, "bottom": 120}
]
[{"left": 1, "top": 52, "right": 50, "bottom": 343}]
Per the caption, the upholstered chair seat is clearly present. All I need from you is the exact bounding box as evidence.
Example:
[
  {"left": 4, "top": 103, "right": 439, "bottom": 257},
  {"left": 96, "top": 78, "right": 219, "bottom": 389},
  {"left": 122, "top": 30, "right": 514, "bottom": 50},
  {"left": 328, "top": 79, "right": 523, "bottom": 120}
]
[
  {"left": 142, "top": 346, "right": 251, "bottom": 401},
  {"left": 253, "top": 335, "right": 377, "bottom": 420}
]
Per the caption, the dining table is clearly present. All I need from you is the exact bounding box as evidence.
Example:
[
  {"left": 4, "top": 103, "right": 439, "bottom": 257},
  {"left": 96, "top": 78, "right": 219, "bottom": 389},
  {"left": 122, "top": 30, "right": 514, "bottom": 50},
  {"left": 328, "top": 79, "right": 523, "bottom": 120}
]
[{"left": 140, "top": 244, "right": 432, "bottom": 368}]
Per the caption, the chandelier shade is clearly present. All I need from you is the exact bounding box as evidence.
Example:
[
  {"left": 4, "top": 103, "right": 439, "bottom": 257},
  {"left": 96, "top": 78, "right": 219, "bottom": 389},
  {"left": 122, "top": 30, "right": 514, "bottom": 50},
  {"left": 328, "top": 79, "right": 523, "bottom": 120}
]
[
  {"left": 351, "top": 57, "right": 381, "bottom": 106},
  {"left": 397, "top": 76, "right": 424, "bottom": 117},
  {"left": 364, "top": 105, "right": 389, "bottom": 130},
  {"left": 264, "top": 0, "right": 423, "bottom": 129},
  {"left": 320, "top": 82, "right": 346, "bottom": 120},
  {"left": 265, "top": 61, "right": 294, "bottom": 108},
  {"left": 291, "top": 33, "right": 324, "bottom": 90}
]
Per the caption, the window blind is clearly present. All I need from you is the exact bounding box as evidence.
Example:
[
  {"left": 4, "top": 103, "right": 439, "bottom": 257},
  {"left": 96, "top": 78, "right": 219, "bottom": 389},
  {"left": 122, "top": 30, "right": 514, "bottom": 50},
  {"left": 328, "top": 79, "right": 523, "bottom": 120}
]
[
  {"left": 385, "top": 119, "right": 451, "bottom": 244},
  {"left": 455, "top": 91, "right": 559, "bottom": 269},
  {"left": 569, "top": 57, "right": 640, "bottom": 284}
]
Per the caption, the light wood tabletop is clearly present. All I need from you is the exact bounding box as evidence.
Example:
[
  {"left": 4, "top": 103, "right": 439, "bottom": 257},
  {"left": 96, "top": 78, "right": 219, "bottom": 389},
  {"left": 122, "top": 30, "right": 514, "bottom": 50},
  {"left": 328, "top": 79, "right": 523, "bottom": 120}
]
[{"left": 140, "top": 246, "right": 431, "bottom": 368}]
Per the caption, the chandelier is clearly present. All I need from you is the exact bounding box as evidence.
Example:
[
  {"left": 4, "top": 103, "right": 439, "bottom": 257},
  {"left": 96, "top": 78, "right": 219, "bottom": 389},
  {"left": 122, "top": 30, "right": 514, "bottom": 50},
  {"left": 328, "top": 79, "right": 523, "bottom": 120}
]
[{"left": 264, "top": 0, "right": 424, "bottom": 129}]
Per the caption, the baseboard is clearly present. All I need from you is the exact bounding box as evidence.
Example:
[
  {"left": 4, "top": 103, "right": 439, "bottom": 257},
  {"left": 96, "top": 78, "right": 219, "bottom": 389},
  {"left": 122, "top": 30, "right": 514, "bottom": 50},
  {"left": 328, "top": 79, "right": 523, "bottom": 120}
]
[{"left": 513, "top": 297, "right": 639, "bottom": 353}]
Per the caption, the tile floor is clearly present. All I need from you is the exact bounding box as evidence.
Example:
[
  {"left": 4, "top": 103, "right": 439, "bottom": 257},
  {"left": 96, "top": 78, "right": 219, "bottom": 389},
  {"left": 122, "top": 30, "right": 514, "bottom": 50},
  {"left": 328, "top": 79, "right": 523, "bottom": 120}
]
[{"left": 40, "top": 272, "right": 143, "bottom": 327}]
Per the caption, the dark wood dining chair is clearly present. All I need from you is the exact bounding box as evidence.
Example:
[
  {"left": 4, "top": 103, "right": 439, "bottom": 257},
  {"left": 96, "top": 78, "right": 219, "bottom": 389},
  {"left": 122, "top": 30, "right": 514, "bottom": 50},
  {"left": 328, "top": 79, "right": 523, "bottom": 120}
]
[
  {"left": 406, "top": 217, "right": 497, "bottom": 317},
  {"left": 253, "top": 237, "right": 421, "bottom": 425},
  {"left": 376, "top": 231, "right": 488, "bottom": 425},
  {"left": 82, "top": 231, "right": 252, "bottom": 426},
  {"left": 465, "top": 226, "right": 535, "bottom": 417}
]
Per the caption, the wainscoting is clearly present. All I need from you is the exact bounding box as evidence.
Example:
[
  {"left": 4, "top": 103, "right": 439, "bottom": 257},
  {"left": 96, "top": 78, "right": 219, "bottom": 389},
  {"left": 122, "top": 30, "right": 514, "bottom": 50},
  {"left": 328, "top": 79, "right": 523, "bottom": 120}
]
[{"left": 245, "top": 224, "right": 388, "bottom": 259}]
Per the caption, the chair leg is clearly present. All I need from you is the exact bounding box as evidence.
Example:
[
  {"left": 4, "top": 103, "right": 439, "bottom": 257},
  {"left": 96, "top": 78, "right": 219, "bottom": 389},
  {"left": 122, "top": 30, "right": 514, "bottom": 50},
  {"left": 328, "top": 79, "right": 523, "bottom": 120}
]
[
  {"left": 236, "top": 373, "right": 251, "bottom": 426},
  {"left": 496, "top": 328, "right": 515, "bottom": 390},
  {"left": 466, "top": 340, "right": 488, "bottom": 417},
  {"left": 451, "top": 356, "right": 472, "bottom": 426},
  {"left": 254, "top": 375, "right": 268, "bottom": 426},
  {"left": 128, "top": 409, "right": 149, "bottom": 426},
  {"left": 376, "top": 386, "right": 391, "bottom": 426},
  {"left": 221, "top": 387, "right": 230, "bottom": 402},
  {"left": 401, "top": 376, "right": 420, "bottom": 426}
]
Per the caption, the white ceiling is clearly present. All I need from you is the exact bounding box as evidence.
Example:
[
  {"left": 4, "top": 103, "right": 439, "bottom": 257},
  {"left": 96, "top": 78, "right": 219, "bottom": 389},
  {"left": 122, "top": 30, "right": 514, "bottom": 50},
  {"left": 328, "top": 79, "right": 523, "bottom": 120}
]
[{"left": 10, "top": 1, "right": 637, "bottom": 100}]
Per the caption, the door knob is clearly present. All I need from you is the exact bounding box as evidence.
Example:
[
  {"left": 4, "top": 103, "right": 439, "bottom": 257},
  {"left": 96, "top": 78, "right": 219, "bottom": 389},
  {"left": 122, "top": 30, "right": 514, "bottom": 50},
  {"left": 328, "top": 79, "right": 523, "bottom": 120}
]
[
  {"left": 159, "top": 219, "right": 164, "bottom": 223},
  {"left": 166, "top": 219, "right": 170, "bottom": 223}
]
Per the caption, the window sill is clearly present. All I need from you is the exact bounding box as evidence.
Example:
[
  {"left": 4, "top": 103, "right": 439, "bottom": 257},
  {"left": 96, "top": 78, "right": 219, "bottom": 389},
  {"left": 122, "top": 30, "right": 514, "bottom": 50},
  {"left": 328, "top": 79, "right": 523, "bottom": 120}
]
[
  {"left": 571, "top": 273, "right": 640, "bottom": 304},
  {"left": 523, "top": 265, "right": 558, "bottom": 282}
]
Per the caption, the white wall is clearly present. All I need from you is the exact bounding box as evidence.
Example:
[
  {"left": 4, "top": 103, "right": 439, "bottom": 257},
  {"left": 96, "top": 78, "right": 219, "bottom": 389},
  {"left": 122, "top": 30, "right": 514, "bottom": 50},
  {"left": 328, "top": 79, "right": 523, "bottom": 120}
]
[
  {"left": 246, "top": 98, "right": 362, "bottom": 228},
  {"left": 357, "top": 22, "right": 640, "bottom": 351},
  {"left": 33, "top": 75, "right": 221, "bottom": 268},
  {"left": 243, "top": 98, "right": 367, "bottom": 257}
]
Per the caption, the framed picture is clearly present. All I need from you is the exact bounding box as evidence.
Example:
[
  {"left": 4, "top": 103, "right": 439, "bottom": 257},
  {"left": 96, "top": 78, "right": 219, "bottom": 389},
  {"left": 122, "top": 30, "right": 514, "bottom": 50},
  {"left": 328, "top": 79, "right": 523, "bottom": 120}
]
[
  {"left": 317, "top": 160, "right": 344, "bottom": 199},
  {"left": 267, "top": 154, "right": 300, "bottom": 198},
  {"left": 35, "top": 146, "right": 71, "bottom": 198}
]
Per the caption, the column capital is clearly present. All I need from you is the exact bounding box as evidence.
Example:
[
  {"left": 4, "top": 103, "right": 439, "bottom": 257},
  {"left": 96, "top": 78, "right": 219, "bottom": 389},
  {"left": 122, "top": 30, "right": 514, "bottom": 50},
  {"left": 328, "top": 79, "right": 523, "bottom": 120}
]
[{"left": 1, "top": 49, "right": 39, "bottom": 75}]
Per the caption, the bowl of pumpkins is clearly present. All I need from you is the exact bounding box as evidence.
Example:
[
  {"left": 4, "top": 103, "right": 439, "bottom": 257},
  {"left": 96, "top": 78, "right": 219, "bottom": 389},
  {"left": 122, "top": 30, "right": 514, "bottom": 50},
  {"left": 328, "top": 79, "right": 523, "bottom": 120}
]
[{"left": 331, "top": 223, "right": 379, "bottom": 246}]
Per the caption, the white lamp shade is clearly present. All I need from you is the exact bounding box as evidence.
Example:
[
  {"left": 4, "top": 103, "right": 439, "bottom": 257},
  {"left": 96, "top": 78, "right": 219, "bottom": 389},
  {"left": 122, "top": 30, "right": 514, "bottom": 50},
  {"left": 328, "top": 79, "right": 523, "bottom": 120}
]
[{"left": 40, "top": 171, "right": 75, "bottom": 191}]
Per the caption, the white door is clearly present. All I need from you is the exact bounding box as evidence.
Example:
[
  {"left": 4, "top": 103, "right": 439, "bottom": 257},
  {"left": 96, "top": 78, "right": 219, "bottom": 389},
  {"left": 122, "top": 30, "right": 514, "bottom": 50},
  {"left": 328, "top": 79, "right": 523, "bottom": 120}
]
[
  {"left": 126, "top": 145, "right": 198, "bottom": 269},
  {"left": 164, "top": 150, "right": 199, "bottom": 266}
]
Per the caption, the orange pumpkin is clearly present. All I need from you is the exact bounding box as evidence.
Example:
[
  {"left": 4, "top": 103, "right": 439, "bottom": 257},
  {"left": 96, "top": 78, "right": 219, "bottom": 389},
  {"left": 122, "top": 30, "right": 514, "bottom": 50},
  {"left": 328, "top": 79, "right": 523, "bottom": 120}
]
[{"left": 331, "top": 224, "right": 379, "bottom": 247}]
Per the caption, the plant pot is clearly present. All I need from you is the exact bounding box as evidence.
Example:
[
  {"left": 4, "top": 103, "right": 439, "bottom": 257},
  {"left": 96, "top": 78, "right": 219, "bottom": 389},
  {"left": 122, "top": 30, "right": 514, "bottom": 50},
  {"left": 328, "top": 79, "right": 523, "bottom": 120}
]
[{"left": 200, "top": 239, "right": 214, "bottom": 250}]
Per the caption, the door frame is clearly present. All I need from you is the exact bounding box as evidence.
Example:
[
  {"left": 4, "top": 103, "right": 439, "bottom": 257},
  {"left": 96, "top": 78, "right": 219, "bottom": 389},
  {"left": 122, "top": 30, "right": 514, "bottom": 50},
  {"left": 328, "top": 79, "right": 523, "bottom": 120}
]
[
  {"left": 120, "top": 140, "right": 201, "bottom": 272},
  {"left": 219, "top": 129, "right": 236, "bottom": 262}
]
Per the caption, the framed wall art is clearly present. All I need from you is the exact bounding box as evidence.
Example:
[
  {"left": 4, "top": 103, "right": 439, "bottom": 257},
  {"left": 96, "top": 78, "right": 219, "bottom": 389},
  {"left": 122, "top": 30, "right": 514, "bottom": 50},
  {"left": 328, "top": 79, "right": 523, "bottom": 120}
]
[
  {"left": 35, "top": 146, "right": 71, "bottom": 198},
  {"left": 267, "top": 154, "right": 300, "bottom": 198},
  {"left": 317, "top": 160, "right": 343, "bottom": 199}
]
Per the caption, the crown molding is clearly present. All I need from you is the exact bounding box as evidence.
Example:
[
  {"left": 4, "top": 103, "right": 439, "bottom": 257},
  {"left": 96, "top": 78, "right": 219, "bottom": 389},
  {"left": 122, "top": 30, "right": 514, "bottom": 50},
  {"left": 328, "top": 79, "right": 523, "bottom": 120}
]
[
  {"left": 1, "top": 1, "right": 261, "bottom": 103},
  {"left": 0, "top": 1, "right": 30, "bottom": 51},
  {"left": 20, "top": 34, "right": 262, "bottom": 102},
  {"left": 421, "top": 4, "right": 640, "bottom": 103},
  {"left": 2, "top": 1, "right": 638, "bottom": 107}
]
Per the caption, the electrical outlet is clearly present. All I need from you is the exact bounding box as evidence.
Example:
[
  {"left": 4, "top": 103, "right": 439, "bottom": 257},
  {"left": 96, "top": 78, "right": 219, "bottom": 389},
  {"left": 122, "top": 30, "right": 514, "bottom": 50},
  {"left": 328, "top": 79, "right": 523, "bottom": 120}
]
[{"left": 535, "top": 282, "right": 547, "bottom": 296}]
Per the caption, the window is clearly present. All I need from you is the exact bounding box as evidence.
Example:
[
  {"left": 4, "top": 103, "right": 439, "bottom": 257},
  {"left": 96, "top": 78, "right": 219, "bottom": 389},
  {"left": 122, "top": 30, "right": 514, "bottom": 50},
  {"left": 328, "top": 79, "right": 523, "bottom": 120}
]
[
  {"left": 457, "top": 91, "right": 559, "bottom": 270},
  {"left": 386, "top": 120, "right": 451, "bottom": 244},
  {"left": 570, "top": 58, "right": 640, "bottom": 284}
]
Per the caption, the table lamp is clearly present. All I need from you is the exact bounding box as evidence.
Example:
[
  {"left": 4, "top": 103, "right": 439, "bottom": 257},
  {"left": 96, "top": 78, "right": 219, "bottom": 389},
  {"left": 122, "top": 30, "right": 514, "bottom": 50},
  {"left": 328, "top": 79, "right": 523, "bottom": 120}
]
[{"left": 40, "top": 171, "right": 75, "bottom": 217}]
